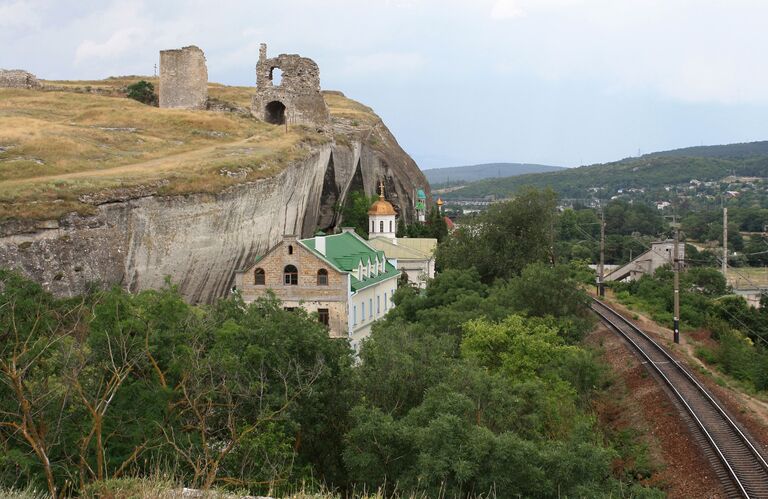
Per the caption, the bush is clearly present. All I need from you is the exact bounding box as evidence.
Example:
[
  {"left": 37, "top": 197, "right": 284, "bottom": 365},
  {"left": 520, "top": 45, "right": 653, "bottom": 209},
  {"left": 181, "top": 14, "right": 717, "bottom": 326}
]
[{"left": 126, "top": 80, "right": 158, "bottom": 106}]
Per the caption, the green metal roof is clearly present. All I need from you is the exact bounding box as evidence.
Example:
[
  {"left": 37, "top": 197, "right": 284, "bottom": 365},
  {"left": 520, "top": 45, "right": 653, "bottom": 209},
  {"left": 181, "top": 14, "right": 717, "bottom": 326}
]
[
  {"left": 301, "top": 232, "right": 399, "bottom": 292},
  {"left": 417, "top": 188, "right": 426, "bottom": 199}
]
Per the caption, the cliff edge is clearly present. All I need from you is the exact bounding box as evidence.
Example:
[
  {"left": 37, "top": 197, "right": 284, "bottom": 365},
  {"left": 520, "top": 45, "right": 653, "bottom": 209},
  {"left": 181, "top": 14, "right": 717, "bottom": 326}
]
[{"left": 0, "top": 80, "right": 430, "bottom": 302}]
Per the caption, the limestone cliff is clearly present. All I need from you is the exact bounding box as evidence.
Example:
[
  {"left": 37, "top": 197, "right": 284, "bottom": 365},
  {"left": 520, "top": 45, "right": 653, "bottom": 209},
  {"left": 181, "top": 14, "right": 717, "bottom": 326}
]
[{"left": 0, "top": 93, "right": 429, "bottom": 303}]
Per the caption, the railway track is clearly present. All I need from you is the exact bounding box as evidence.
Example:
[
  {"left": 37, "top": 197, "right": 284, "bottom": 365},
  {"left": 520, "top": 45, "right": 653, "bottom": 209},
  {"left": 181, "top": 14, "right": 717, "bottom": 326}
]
[{"left": 591, "top": 299, "right": 768, "bottom": 498}]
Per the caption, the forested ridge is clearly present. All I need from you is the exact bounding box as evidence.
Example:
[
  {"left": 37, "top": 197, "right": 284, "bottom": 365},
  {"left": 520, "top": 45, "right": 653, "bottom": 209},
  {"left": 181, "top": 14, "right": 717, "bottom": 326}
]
[
  {"left": 0, "top": 189, "right": 666, "bottom": 498},
  {"left": 447, "top": 141, "right": 768, "bottom": 200}
]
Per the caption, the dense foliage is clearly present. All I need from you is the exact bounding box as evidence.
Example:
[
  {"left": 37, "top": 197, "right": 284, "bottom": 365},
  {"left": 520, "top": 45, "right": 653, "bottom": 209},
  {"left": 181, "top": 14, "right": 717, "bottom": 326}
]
[
  {"left": 1, "top": 190, "right": 665, "bottom": 497},
  {"left": 613, "top": 268, "right": 768, "bottom": 390},
  {"left": 556, "top": 200, "right": 668, "bottom": 265},
  {"left": 0, "top": 273, "right": 353, "bottom": 498},
  {"left": 437, "top": 188, "right": 558, "bottom": 282},
  {"left": 397, "top": 205, "right": 449, "bottom": 242},
  {"left": 125, "top": 80, "right": 158, "bottom": 106},
  {"left": 338, "top": 191, "right": 379, "bottom": 237},
  {"left": 447, "top": 145, "right": 768, "bottom": 200}
]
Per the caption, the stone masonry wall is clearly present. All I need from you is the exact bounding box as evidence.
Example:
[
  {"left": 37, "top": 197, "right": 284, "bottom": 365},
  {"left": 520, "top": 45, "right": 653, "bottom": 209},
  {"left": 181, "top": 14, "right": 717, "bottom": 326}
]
[
  {"left": 236, "top": 236, "right": 348, "bottom": 337},
  {"left": 0, "top": 69, "right": 41, "bottom": 89},
  {"left": 159, "top": 46, "right": 208, "bottom": 109},
  {"left": 251, "top": 43, "right": 330, "bottom": 126}
]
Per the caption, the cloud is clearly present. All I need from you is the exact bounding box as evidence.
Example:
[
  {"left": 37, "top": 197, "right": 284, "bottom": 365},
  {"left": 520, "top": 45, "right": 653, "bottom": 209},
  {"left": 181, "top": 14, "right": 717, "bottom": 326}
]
[
  {"left": 490, "top": 0, "right": 525, "bottom": 20},
  {"left": 343, "top": 52, "right": 425, "bottom": 75},
  {"left": 0, "top": 0, "right": 40, "bottom": 29},
  {"left": 75, "top": 27, "right": 149, "bottom": 63}
]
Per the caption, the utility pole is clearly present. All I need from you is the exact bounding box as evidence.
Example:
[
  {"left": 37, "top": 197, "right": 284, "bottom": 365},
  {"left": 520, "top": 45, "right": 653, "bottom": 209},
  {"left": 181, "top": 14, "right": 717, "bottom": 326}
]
[
  {"left": 599, "top": 207, "right": 605, "bottom": 297},
  {"left": 722, "top": 206, "right": 728, "bottom": 278},
  {"left": 673, "top": 225, "right": 680, "bottom": 344}
]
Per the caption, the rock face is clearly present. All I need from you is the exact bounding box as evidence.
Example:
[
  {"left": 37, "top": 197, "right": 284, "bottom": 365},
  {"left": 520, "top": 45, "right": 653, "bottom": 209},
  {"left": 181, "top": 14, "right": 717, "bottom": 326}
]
[
  {"left": 159, "top": 46, "right": 208, "bottom": 110},
  {"left": 0, "top": 118, "right": 430, "bottom": 303},
  {"left": 0, "top": 69, "right": 41, "bottom": 89}
]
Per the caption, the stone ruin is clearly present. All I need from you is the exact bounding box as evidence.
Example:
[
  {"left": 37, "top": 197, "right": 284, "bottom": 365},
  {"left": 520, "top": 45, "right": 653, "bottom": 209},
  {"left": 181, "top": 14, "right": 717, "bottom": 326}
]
[
  {"left": 159, "top": 45, "right": 208, "bottom": 110},
  {"left": 251, "top": 43, "right": 330, "bottom": 127},
  {"left": 0, "top": 69, "right": 41, "bottom": 89}
]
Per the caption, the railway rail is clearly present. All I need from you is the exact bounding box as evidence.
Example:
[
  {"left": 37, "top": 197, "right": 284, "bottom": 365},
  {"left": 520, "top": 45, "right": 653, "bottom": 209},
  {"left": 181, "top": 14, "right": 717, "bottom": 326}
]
[{"left": 591, "top": 299, "right": 768, "bottom": 498}]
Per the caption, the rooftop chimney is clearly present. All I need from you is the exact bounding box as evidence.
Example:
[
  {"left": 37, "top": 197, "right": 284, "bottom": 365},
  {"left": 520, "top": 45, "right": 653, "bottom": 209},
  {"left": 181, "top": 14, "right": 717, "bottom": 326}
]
[{"left": 316, "top": 234, "right": 326, "bottom": 256}]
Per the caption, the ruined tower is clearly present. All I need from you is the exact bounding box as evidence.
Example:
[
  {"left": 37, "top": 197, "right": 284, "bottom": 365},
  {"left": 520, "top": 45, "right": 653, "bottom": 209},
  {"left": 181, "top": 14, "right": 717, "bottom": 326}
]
[
  {"left": 251, "top": 43, "right": 330, "bottom": 127},
  {"left": 159, "top": 45, "right": 208, "bottom": 110}
]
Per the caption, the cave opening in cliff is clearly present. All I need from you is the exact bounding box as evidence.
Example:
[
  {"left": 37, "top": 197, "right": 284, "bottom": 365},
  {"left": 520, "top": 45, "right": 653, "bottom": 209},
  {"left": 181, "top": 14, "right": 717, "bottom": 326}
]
[{"left": 265, "top": 101, "right": 286, "bottom": 125}]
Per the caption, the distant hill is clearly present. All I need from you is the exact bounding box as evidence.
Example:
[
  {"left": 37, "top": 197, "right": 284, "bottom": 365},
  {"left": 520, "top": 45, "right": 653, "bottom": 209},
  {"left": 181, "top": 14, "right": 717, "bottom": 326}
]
[
  {"left": 647, "top": 141, "right": 768, "bottom": 160},
  {"left": 446, "top": 141, "right": 768, "bottom": 200},
  {"left": 424, "top": 162, "right": 564, "bottom": 185}
]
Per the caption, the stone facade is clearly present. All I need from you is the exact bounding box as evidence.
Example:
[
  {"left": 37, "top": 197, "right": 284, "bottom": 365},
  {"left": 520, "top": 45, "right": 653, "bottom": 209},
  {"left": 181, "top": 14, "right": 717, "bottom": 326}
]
[
  {"left": 251, "top": 43, "right": 330, "bottom": 127},
  {"left": 236, "top": 235, "right": 350, "bottom": 338},
  {"left": 0, "top": 69, "right": 40, "bottom": 89},
  {"left": 159, "top": 46, "right": 208, "bottom": 110}
]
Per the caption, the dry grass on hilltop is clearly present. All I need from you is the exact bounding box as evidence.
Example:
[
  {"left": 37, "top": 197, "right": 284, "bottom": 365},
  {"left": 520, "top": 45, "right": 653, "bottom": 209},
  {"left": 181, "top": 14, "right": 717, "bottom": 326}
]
[{"left": 0, "top": 77, "right": 379, "bottom": 222}]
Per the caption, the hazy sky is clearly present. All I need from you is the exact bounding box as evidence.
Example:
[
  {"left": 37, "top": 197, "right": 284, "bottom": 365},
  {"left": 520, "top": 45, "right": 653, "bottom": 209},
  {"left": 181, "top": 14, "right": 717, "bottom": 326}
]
[{"left": 3, "top": 0, "right": 768, "bottom": 169}]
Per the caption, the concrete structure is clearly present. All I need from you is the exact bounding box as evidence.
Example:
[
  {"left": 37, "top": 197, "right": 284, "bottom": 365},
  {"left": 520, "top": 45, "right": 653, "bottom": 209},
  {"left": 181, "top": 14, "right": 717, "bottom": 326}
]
[
  {"left": 251, "top": 43, "right": 330, "bottom": 126},
  {"left": 604, "top": 240, "right": 685, "bottom": 282},
  {"left": 0, "top": 69, "right": 40, "bottom": 89},
  {"left": 159, "top": 46, "right": 208, "bottom": 109},
  {"left": 235, "top": 229, "right": 399, "bottom": 350}
]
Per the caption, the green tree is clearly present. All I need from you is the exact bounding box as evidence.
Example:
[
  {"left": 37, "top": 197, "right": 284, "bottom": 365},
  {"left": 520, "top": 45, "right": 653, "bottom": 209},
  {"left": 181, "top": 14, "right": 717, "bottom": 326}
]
[
  {"left": 340, "top": 191, "right": 378, "bottom": 237},
  {"left": 126, "top": 80, "right": 158, "bottom": 106},
  {"left": 436, "top": 188, "right": 557, "bottom": 282}
]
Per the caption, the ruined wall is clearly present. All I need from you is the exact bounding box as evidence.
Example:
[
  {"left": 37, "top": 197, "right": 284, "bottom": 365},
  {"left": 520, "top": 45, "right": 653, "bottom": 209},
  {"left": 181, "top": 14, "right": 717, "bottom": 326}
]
[
  {"left": 159, "top": 46, "right": 208, "bottom": 109},
  {"left": 251, "top": 43, "right": 330, "bottom": 126},
  {"left": 0, "top": 69, "right": 40, "bottom": 89}
]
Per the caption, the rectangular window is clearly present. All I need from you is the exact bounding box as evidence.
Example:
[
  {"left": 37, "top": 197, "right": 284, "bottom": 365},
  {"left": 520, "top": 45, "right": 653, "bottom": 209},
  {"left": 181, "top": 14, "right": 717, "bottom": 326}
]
[
  {"left": 362, "top": 302, "right": 365, "bottom": 322},
  {"left": 318, "top": 308, "right": 330, "bottom": 327},
  {"left": 369, "top": 298, "right": 373, "bottom": 318},
  {"left": 353, "top": 305, "right": 357, "bottom": 325},
  {"left": 377, "top": 295, "right": 380, "bottom": 314},
  {"left": 384, "top": 291, "right": 388, "bottom": 310},
  {"left": 284, "top": 307, "right": 296, "bottom": 312}
]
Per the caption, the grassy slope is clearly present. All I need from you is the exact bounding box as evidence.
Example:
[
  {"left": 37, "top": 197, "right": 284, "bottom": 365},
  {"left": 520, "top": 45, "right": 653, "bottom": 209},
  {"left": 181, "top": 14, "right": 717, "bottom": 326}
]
[
  {"left": 448, "top": 146, "right": 768, "bottom": 199},
  {"left": 0, "top": 78, "right": 375, "bottom": 221}
]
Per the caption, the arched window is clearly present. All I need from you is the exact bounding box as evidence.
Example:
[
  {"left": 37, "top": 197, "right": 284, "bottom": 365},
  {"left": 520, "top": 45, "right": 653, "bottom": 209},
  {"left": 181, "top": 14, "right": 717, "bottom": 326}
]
[
  {"left": 288, "top": 245, "right": 294, "bottom": 255},
  {"left": 380, "top": 221, "right": 384, "bottom": 233},
  {"left": 254, "top": 268, "right": 265, "bottom": 285},
  {"left": 370, "top": 220, "right": 374, "bottom": 233},
  {"left": 317, "top": 268, "right": 329, "bottom": 286},
  {"left": 283, "top": 265, "right": 298, "bottom": 285},
  {"left": 389, "top": 220, "right": 393, "bottom": 232}
]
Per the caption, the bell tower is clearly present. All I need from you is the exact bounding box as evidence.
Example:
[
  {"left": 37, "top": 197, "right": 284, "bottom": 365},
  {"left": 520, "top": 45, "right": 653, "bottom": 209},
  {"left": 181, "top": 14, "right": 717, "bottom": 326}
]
[{"left": 368, "top": 181, "right": 397, "bottom": 240}]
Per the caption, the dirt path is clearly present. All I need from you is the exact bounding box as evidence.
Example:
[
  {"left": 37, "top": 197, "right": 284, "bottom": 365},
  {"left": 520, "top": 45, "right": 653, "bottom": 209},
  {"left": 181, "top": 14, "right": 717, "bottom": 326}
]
[
  {"left": 1, "top": 135, "right": 259, "bottom": 187},
  {"left": 587, "top": 323, "right": 724, "bottom": 498}
]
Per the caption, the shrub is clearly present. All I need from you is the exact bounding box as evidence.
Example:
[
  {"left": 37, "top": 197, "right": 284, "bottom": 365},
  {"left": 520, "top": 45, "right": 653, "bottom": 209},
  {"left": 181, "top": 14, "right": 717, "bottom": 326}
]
[{"left": 126, "top": 80, "right": 158, "bottom": 106}]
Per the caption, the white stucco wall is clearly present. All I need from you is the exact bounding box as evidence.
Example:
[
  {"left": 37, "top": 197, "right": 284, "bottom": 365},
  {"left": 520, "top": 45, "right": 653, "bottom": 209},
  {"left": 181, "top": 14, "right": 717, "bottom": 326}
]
[{"left": 347, "top": 275, "right": 398, "bottom": 351}]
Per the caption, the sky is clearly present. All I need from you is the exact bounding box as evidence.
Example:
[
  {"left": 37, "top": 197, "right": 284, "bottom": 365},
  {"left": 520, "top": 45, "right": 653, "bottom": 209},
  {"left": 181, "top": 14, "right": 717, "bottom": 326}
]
[{"left": 3, "top": 0, "right": 768, "bottom": 169}]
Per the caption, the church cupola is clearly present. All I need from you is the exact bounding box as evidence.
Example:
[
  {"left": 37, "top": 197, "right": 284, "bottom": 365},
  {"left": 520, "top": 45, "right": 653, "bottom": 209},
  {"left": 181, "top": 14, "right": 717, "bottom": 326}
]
[{"left": 368, "top": 181, "right": 397, "bottom": 240}]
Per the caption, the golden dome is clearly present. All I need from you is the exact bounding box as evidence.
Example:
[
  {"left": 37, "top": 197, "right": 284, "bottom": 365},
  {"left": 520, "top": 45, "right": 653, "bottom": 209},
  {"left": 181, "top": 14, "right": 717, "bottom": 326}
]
[
  {"left": 368, "top": 196, "right": 397, "bottom": 216},
  {"left": 436, "top": 197, "right": 444, "bottom": 206},
  {"left": 368, "top": 180, "right": 397, "bottom": 216}
]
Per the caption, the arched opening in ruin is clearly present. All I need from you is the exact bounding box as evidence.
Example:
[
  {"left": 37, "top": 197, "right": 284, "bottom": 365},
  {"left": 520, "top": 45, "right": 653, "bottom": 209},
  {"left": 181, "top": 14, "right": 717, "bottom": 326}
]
[
  {"left": 270, "top": 67, "right": 283, "bottom": 86},
  {"left": 265, "top": 100, "right": 286, "bottom": 125}
]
